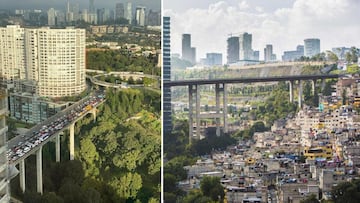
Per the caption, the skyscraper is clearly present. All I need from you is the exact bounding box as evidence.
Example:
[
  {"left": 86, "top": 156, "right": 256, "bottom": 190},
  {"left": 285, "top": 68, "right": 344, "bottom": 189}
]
[
  {"left": 89, "top": 0, "right": 95, "bottom": 14},
  {"left": 182, "top": 34, "right": 196, "bottom": 64},
  {"left": 0, "top": 25, "right": 86, "bottom": 97},
  {"left": 135, "top": 6, "right": 146, "bottom": 26},
  {"left": 163, "top": 16, "right": 172, "bottom": 134},
  {"left": 124, "top": 2, "right": 132, "bottom": 24},
  {"left": 115, "top": 3, "right": 124, "bottom": 20},
  {"left": 47, "top": 8, "right": 56, "bottom": 26},
  {"left": 227, "top": 36, "right": 239, "bottom": 64},
  {"left": 239, "top": 32, "right": 253, "bottom": 60},
  {"left": 304, "top": 38, "right": 320, "bottom": 57},
  {"left": 264, "top": 44, "right": 276, "bottom": 62}
]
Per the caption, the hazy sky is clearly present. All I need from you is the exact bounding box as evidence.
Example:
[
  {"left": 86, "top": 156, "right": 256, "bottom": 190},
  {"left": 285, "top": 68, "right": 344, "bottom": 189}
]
[
  {"left": 164, "top": 0, "right": 360, "bottom": 61},
  {"left": 0, "top": 0, "right": 160, "bottom": 11}
]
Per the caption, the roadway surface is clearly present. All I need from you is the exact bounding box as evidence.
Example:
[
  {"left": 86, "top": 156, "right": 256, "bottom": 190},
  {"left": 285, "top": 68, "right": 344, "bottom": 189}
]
[
  {"left": 7, "top": 91, "right": 106, "bottom": 165},
  {"left": 163, "top": 74, "right": 341, "bottom": 86}
]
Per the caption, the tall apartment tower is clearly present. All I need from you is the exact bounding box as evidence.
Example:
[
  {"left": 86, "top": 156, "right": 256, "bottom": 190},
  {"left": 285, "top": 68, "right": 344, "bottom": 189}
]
[
  {"left": 182, "top": 34, "right": 196, "bottom": 64},
  {"left": 89, "top": 0, "right": 95, "bottom": 14},
  {"left": 135, "top": 6, "right": 146, "bottom": 26},
  {"left": 0, "top": 25, "right": 86, "bottom": 97},
  {"left": 0, "top": 25, "right": 26, "bottom": 82},
  {"left": 47, "top": 8, "right": 56, "bottom": 26},
  {"left": 239, "top": 32, "right": 253, "bottom": 60},
  {"left": 115, "top": 3, "right": 124, "bottom": 20},
  {"left": 227, "top": 36, "right": 239, "bottom": 64},
  {"left": 124, "top": 2, "right": 132, "bottom": 24},
  {"left": 163, "top": 16, "right": 172, "bottom": 134},
  {"left": 0, "top": 89, "right": 9, "bottom": 201},
  {"left": 304, "top": 38, "right": 320, "bottom": 57}
]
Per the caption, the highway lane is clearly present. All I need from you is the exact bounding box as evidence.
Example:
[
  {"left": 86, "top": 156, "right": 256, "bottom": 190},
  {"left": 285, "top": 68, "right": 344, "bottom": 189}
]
[{"left": 7, "top": 91, "right": 105, "bottom": 164}]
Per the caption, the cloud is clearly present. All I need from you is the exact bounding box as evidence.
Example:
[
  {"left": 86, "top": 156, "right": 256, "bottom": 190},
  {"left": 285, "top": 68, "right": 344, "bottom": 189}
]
[{"left": 167, "top": 0, "right": 360, "bottom": 62}]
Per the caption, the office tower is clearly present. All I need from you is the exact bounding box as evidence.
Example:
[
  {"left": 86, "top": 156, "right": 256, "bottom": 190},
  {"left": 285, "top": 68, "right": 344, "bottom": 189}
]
[
  {"left": 181, "top": 34, "right": 196, "bottom": 64},
  {"left": 253, "top": 50, "right": 259, "bottom": 61},
  {"left": 0, "top": 25, "right": 26, "bottom": 82},
  {"left": 97, "top": 8, "right": 110, "bottom": 24},
  {"left": 304, "top": 38, "right": 320, "bottom": 57},
  {"left": 89, "top": 0, "right": 95, "bottom": 14},
  {"left": 124, "top": 2, "right": 132, "bottom": 24},
  {"left": 66, "top": 1, "right": 80, "bottom": 22},
  {"left": 0, "top": 89, "right": 9, "bottom": 201},
  {"left": 282, "top": 45, "right": 304, "bottom": 61},
  {"left": 227, "top": 36, "right": 239, "bottom": 64},
  {"left": 163, "top": 16, "right": 172, "bottom": 134},
  {"left": 47, "top": 8, "right": 56, "bottom": 26},
  {"left": 135, "top": 6, "right": 146, "bottom": 26},
  {"left": 239, "top": 32, "right": 253, "bottom": 60},
  {"left": 264, "top": 44, "right": 273, "bottom": 62},
  {"left": 115, "top": 3, "right": 124, "bottom": 20},
  {"left": 147, "top": 10, "right": 161, "bottom": 26},
  {"left": 0, "top": 25, "right": 86, "bottom": 97},
  {"left": 205, "top": 53, "right": 223, "bottom": 66}
]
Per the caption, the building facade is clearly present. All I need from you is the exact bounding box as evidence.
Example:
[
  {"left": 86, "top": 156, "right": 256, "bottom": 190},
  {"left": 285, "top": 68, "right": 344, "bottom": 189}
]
[
  {"left": 205, "top": 53, "right": 222, "bottom": 66},
  {"left": 115, "top": 3, "right": 124, "bottom": 20},
  {"left": 124, "top": 2, "right": 132, "bottom": 24},
  {"left": 182, "top": 34, "right": 196, "bottom": 64},
  {"left": 227, "top": 36, "right": 239, "bottom": 64},
  {"left": 135, "top": 6, "right": 146, "bottom": 26},
  {"left": 282, "top": 45, "right": 304, "bottom": 61},
  {"left": 163, "top": 16, "right": 172, "bottom": 134},
  {"left": 239, "top": 32, "right": 253, "bottom": 60},
  {"left": 264, "top": 44, "right": 276, "bottom": 62},
  {"left": 304, "top": 38, "right": 320, "bottom": 58},
  {"left": 0, "top": 89, "right": 9, "bottom": 202},
  {"left": 0, "top": 25, "right": 86, "bottom": 98}
]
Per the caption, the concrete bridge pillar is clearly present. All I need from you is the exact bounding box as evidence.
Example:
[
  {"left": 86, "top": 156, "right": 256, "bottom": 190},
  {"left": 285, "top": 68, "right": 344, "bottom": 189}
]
[
  {"left": 195, "top": 85, "right": 200, "bottom": 137},
  {"left": 223, "top": 83, "right": 228, "bottom": 134},
  {"left": 289, "top": 80, "right": 294, "bottom": 103},
  {"left": 215, "top": 84, "right": 221, "bottom": 136},
  {"left": 36, "top": 146, "right": 43, "bottom": 194},
  {"left": 321, "top": 79, "right": 326, "bottom": 92},
  {"left": 69, "top": 123, "right": 75, "bottom": 160},
  {"left": 55, "top": 134, "right": 60, "bottom": 162},
  {"left": 188, "top": 85, "right": 194, "bottom": 143},
  {"left": 312, "top": 79, "right": 316, "bottom": 96},
  {"left": 19, "top": 159, "right": 25, "bottom": 193},
  {"left": 91, "top": 108, "right": 97, "bottom": 123},
  {"left": 298, "top": 80, "right": 303, "bottom": 109}
]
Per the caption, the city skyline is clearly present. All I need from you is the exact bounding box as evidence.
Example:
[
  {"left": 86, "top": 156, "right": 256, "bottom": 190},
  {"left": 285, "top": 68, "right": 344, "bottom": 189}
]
[
  {"left": 164, "top": 0, "right": 360, "bottom": 62},
  {"left": 0, "top": 0, "right": 160, "bottom": 11}
]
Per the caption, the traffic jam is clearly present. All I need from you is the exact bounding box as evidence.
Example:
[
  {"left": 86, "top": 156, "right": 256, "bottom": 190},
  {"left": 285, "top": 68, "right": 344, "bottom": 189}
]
[{"left": 7, "top": 93, "right": 105, "bottom": 163}]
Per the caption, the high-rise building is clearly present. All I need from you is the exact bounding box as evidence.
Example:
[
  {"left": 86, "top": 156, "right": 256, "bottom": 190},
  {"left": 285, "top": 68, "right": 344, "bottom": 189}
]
[
  {"left": 115, "top": 3, "right": 124, "bottom": 20},
  {"left": 47, "top": 8, "right": 56, "bottom": 26},
  {"left": 163, "top": 16, "right": 172, "bottom": 134},
  {"left": 147, "top": 10, "right": 161, "bottom": 26},
  {"left": 253, "top": 50, "right": 259, "bottom": 61},
  {"left": 239, "top": 32, "right": 253, "bottom": 60},
  {"left": 182, "top": 34, "right": 196, "bottom": 64},
  {"left": 282, "top": 45, "right": 304, "bottom": 61},
  {"left": 227, "top": 36, "right": 239, "bottom": 64},
  {"left": 124, "top": 2, "right": 132, "bottom": 24},
  {"left": 0, "top": 25, "right": 26, "bottom": 82},
  {"left": 89, "top": 0, "right": 95, "bottom": 14},
  {"left": 205, "top": 53, "right": 223, "bottom": 66},
  {"left": 97, "top": 8, "right": 110, "bottom": 24},
  {"left": 264, "top": 44, "right": 276, "bottom": 62},
  {"left": 304, "top": 38, "right": 320, "bottom": 57},
  {"left": 135, "top": 6, "right": 146, "bottom": 26},
  {"left": 0, "top": 89, "right": 9, "bottom": 201},
  {"left": 0, "top": 25, "right": 86, "bottom": 97}
]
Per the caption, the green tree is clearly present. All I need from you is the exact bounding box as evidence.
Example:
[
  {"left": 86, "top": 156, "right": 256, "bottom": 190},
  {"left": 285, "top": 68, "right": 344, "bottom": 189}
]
[
  {"left": 200, "top": 176, "right": 225, "bottom": 202},
  {"left": 300, "top": 194, "right": 319, "bottom": 203},
  {"left": 332, "top": 179, "right": 360, "bottom": 203}
]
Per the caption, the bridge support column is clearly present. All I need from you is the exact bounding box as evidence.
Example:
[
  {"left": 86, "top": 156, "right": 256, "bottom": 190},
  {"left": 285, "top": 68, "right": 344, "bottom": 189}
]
[
  {"left": 298, "top": 80, "right": 303, "bottom": 109},
  {"left": 188, "top": 85, "right": 194, "bottom": 143},
  {"left": 215, "top": 84, "right": 220, "bottom": 136},
  {"left": 312, "top": 79, "right": 316, "bottom": 96},
  {"left": 36, "top": 146, "right": 43, "bottom": 194},
  {"left": 56, "top": 134, "right": 60, "bottom": 162},
  {"left": 321, "top": 79, "right": 326, "bottom": 92},
  {"left": 195, "top": 85, "right": 200, "bottom": 137},
  {"left": 69, "top": 123, "right": 75, "bottom": 160},
  {"left": 19, "top": 159, "right": 25, "bottom": 193},
  {"left": 92, "top": 108, "right": 97, "bottom": 123},
  {"left": 289, "top": 80, "right": 294, "bottom": 103},
  {"left": 223, "top": 83, "right": 228, "bottom": 134}
]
